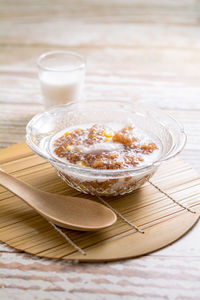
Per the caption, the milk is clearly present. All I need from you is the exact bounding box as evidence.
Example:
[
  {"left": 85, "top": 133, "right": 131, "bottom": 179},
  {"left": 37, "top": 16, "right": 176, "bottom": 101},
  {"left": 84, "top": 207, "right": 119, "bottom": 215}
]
[{"left": 40, "top": 71, "right": 84, "bottom": 108}]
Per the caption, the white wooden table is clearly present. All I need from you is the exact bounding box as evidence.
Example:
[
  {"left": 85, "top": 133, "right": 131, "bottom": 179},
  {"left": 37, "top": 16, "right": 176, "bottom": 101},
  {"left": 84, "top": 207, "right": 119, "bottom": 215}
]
[{"left": 0, "top": 1, "right": 200, "bottom": 299}]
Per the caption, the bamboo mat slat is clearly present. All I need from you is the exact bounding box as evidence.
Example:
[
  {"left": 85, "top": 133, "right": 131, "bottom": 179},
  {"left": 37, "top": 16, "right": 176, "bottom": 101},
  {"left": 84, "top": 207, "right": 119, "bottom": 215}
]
[{"left": 0, "top": 142, "right": 199, "bottom": 262}]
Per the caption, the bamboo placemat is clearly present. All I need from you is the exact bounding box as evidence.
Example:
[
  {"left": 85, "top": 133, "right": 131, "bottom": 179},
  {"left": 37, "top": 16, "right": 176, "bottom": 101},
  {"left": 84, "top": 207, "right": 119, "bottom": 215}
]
[{"left": 0, "top": 142, "right": 199, "bottom": 262}]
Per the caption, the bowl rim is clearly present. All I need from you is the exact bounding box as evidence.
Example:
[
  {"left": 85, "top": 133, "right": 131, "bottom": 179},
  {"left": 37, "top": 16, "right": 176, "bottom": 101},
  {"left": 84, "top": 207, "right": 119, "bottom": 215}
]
[{"left": 26, "top": 99, "right": 187, "bottom": 175}]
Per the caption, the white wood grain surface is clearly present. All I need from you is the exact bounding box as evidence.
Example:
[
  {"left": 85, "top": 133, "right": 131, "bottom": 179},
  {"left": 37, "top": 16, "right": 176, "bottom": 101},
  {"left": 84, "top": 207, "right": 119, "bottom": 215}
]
[{"left": 0, "top": 0, "right": 200, "bottom": 299}]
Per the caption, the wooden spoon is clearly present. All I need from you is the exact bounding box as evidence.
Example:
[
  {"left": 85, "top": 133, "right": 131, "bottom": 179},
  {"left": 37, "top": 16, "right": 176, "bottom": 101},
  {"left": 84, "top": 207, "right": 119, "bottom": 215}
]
[{"left": 0, "top": 169, "right": 117, "bottom": 231}]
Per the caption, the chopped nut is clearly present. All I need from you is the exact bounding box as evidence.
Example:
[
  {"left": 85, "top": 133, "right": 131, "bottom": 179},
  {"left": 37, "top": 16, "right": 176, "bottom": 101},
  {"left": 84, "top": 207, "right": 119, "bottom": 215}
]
[{"left": 141, "top": 142, "right": 157, "bottom": 153}]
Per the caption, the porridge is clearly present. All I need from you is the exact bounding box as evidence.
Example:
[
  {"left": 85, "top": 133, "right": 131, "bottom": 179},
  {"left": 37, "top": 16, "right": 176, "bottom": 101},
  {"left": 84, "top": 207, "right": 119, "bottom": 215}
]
[
  {"left": 51, "top": 123, "right": 160, "bottom": 170},
  {"left": 47, "top": 123, "right": 162, "bottom": 196}
]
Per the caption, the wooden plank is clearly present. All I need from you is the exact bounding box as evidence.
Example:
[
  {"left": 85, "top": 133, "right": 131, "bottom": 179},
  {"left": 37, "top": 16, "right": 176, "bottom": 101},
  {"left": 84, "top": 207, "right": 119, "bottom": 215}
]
[{"left": 0, "top": 250, "right": 200, "bottom": 299}]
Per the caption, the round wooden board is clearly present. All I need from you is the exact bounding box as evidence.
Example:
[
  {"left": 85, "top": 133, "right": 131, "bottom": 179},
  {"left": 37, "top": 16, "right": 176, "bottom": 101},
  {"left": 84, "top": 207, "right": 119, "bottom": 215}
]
[{"left": 0, "top": 142, "right": 199, "bottom": 262}]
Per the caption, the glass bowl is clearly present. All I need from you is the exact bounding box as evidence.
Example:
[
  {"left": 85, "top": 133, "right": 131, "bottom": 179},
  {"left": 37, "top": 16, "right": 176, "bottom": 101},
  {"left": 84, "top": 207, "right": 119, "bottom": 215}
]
[{"left": 26, "top": 100, "right": 186, "bottom": 196}]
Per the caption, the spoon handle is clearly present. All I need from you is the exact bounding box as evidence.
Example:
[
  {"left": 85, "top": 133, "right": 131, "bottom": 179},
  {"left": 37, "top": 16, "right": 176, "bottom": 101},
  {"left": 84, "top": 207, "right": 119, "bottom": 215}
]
[{"left": 0, "top": 169, "right": 40, "bottom": 207}]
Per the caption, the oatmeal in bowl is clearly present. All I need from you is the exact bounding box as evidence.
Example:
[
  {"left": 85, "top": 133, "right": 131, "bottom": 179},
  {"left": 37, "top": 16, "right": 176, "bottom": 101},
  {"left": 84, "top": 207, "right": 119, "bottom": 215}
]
[{"left": 26, "top": 100, "right": 186, "bottom": 196}]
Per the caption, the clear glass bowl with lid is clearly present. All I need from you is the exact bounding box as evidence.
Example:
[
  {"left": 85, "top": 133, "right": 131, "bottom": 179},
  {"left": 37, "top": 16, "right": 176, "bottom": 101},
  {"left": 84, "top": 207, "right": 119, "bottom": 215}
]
[{"left": 26, "top": 99, "right": 186, "bottom": 196}]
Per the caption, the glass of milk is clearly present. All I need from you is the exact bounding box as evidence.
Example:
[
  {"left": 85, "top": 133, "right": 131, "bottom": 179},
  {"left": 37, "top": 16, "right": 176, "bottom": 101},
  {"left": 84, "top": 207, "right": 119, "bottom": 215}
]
[{"left": 37, "top": 51, "right": 85, "bottom": 108}]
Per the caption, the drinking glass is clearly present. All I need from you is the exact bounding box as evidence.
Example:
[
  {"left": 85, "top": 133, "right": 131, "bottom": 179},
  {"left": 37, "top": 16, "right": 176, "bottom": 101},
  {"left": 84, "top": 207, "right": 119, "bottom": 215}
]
[{"left": 37, "top": 51, "right": 85, "bottom": 108}]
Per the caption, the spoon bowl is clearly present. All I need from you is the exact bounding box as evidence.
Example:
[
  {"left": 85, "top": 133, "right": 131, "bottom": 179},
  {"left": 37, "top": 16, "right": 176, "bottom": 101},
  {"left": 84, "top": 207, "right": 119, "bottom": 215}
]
[{"left": 0, "top": 169, "right": 117, "bottom": 231}]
